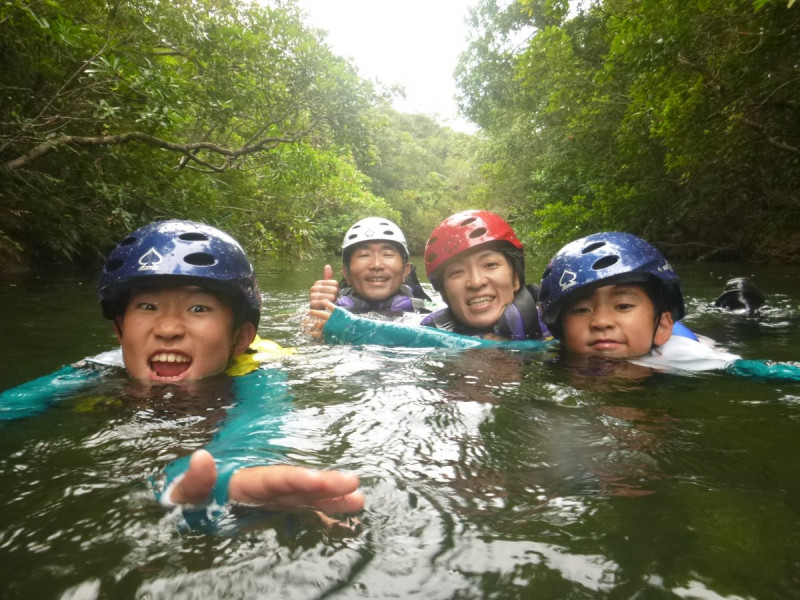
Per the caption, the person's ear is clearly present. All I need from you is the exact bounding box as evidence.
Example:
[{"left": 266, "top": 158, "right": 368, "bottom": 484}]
[
  {"left": 113, "top": 317, "right": 124, "bottom": 342},
  {"left": 513, "top": 271, "right": 521, "bottom": 293},
  {"left": 653, "top": 311, "right": 674, "bottom": 347},
  {"left": 341, "top": 264, "right": 350, "bottom": 285},
  {"left": 402, "top": 262, "right": 412, "bottom": 280},
  {"left": 233, "top": 322, "right": 257, "bottom": 356}
]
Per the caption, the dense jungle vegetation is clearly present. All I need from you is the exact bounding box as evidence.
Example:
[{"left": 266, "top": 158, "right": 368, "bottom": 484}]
[{"left": 1, "top": 0, "right": 798, "bottom": 271}]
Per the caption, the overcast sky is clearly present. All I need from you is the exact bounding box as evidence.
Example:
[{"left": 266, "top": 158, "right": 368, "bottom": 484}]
[{"left": 295, "top": 0, "right": 479, "bottom": 132}]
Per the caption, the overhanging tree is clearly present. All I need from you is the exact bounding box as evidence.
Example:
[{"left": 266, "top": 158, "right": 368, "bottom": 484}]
[{"left": 0, "top": 0, "right": 382, "bottom": 265}]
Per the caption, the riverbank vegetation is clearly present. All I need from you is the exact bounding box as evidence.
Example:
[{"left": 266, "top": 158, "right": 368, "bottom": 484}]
[
  {"left": 1, "top": 0, "right": 798, "bottom": 271},
  {"left": 458, "top": 0, "right": 800, "bottom": 262}
]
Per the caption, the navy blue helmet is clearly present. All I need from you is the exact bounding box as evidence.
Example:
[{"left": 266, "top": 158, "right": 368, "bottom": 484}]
[
  {"left": 98, "top": 220, "right": 260, "bottom": 325},
  {"left": 539, "top": 232, "right": 684, "bottom": 336}
]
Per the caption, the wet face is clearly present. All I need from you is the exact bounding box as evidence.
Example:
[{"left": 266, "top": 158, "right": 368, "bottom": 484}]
[
  {"left": 344, "top": 241, "right": 411, "bottom": 302},
  {"left": 115, "top": 285, "right": 255, "bottom": 382},
  {"left": 561, "top": 284, "right": 672, "bottom": 357},
  {"left": 441, "top": 248, "right": 520, "bottom": 331}
]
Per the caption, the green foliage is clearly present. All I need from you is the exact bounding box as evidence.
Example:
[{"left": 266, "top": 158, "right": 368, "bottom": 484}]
[
  {"left": 458, "top": 0, "right": 800, "bottom": 262},
  {"left": 356, "top": 105, "right": 484, "bottom": 254},
  {"left": 0, "top": 0, "right": 380, "bottom": 267}
]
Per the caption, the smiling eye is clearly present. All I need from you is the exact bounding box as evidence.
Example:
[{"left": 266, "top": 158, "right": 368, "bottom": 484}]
[
  {"left": 135, "top": 302, "right": 157, "bottom": 311},
  {"left": 188, "top": 304, "right": 211, "bottom": 313}
]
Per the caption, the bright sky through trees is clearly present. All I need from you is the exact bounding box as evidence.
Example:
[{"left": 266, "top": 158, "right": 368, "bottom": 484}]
[{"left": 296, "top": 0, "right": 478, "bottom": 132}]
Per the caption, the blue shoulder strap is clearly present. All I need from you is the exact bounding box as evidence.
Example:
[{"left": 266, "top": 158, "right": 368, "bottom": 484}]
[{"left": 672, "top": 321, "right": 699, "bottom": 341}]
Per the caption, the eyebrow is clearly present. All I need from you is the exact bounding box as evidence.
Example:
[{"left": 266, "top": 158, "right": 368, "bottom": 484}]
[
  {"left": 608, "top": 286, "right": 643, "bottom": 297},
  {"left": 454, "top": 249, "right": 504, "bottom": 264}
]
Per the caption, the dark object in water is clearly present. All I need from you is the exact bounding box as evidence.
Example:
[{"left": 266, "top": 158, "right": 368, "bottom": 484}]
[{"left": 714, "top": 277, "right": 765, "bottom": 315}]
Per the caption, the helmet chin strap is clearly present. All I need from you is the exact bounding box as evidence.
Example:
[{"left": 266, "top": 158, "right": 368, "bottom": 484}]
[{"left": 650, "top": 292, "right": 668, "bottom": 349}]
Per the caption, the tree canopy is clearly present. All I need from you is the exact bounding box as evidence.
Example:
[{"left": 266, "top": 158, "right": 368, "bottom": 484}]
[
  {"left": 2, "top": 0, "right": 799, "bottom": 270},
  {"left": 457, "top": 0, "right": 800, "bottom": 262},
  {"left": 0, "top": 0, "right": 393, "bottom": 266}
]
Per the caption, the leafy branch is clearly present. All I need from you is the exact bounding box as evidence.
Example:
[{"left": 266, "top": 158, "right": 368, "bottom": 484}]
[{"left": 4, "top": 123, "right": 318, "bottom": 172}]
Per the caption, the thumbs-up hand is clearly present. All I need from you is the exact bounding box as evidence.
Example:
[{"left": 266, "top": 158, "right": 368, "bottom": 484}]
[
  {"left": 304, "top": 265, "right": 339, "bottom": 339},
  {"left": 310, "top": 264, "right": 339, "bottom": 310}
]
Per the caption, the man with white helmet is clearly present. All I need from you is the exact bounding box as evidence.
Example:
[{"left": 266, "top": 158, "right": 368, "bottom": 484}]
[{"left": 307, "top": 217, "right": 430, "bottom": 334}]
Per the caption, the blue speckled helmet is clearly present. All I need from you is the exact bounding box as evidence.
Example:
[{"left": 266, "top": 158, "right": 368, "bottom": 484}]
[
  {"left": 539, "top": 232, "right": 685, "bottom": 336},
  {"left": 98, "top": 220, "right": 260, "bottom": 325}
]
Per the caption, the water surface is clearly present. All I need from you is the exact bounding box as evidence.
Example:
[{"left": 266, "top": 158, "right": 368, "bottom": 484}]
[{"left": 1, "top": 259, "right": 799, "bottom": 599}]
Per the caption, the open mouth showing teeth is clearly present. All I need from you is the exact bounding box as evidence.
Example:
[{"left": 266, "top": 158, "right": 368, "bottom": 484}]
[
  {"left": 149, "top": 353, "right": 192, "bottom": 378},
  {"left": 467, "top": 296, "right": 493, "bottom": 307}
]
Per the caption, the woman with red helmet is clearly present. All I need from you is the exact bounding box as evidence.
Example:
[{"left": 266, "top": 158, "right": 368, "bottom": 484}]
[{"left": 421, "top": 210, "right": 549, "bottom": 340}]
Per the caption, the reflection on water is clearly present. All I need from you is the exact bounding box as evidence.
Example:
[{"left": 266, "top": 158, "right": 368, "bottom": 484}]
[{"left": 1, "top": 261, "right": 800, "bottom": 598}]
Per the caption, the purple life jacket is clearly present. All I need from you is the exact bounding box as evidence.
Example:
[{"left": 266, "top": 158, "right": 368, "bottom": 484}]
[
  {"left": 421, "top": 284, "right": 550, "bottom": 340},
  {"left": 335, "top": 284, "right": 426, "bottom": 314}
]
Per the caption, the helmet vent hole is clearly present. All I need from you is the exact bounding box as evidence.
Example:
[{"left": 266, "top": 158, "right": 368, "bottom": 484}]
[
  {"left": 427, "top": 236, "right": 438, "bottom": 246},
  {"left": 542, "top": 267, "right": 551, "bottom": 279},
  {"left": 184, "top": 252, "right": 217, "bottom": 266},
  {"left": 179, "top": 232, "right": 210, "bottom": 242},
  {"left": 105, "top": 258, "right": 124, "bottom": 272},
  {"left": 426, "top": 252, "right": 437, "bottom": 264},
  {"left": 119, "top": 236, "right": 136, "bottom": 246},
  {"left": 459, "top": 217, "right": 477, "bottom": 227},
  {"left": 381, "top": 229, "right": 396, "bottom": 237},
  {"left": 592, "top": 255, "right": 619, "bottom": 270},
  {"left": 582, "top": 242, "right": 605, "bottom": 254},
  {"left": 468, "top": 227, "right": 487, "bottom": 239}
]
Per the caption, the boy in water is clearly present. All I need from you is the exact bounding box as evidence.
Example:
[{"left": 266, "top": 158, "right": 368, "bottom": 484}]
[
  {"left": 98, "top": 219, "right": 363, "bottom": 513},
  {"left": 538, "top": 232, "right": 739, "bottom": 371}
]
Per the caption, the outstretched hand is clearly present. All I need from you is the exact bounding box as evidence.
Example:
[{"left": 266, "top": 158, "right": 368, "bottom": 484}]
[{"left": 168, "top": 449, "right": 364, "bottom": 515}]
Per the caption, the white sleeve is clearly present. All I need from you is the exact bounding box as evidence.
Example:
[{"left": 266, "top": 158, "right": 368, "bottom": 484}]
[{"left": 631, "top": 335, "right": 741, "bottom": 373}]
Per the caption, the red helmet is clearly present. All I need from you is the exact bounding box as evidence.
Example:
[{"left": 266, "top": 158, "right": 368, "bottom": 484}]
[{"left": 424, "top": 210, "right": 524, "bottom": 289}]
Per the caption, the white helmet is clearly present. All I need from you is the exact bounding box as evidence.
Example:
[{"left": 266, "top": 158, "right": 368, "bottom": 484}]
[{"left": 341, "top": 217, "right": 409, "bottom": 261}]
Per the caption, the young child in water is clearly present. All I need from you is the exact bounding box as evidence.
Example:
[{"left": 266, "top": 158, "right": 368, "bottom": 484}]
[
  {"left": 97, "top": 220, "right": 364, "bottom": 513},
  {"left": 538, "top": 232, "right": 740, "bottom": 371}
]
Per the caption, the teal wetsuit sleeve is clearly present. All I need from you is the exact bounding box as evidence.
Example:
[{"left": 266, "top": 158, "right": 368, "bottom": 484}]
[
  {"left": 323, "top": 307, "right": 552, "bottom": 351},
  {"left": 158, "top": 367, "right": 293, "bottom": 508},
  {"left": 726, "top": 359, "right": 800, "bottom": 382},
  {"left": 0, "top": 365, "right": 103, "bottom": 421}
]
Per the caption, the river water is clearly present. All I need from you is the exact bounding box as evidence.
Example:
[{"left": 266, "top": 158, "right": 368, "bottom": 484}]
[{"left": 1, "top": 258, "right": 799, "bottom": 599}]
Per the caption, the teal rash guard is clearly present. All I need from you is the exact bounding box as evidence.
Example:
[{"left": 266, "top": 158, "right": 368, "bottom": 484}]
[
  {"left": 0, "top": 349, "right": 292, "bottom": 522},
  {"left": 322, "top": 306, "right": 554, "bottom": 351},
  {"left": 322, "top": 307, "right": 800, "bottom": 381}
]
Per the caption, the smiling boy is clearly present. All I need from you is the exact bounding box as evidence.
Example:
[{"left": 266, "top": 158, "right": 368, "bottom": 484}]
[
  {"left": 539, "top": 232, "right": 740, "bottom": 372},
  {"left": 116, "top": 285, "right": 253, "bottom": 382},
  {"left": 98, "top": 220, "right": 363, "bottom": 514},
  {"left": 539, "top": 232, "right": 683, "bottom": 358},
  {"left": 560, "top": 283, "right": 673, "bottom": 357}
]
